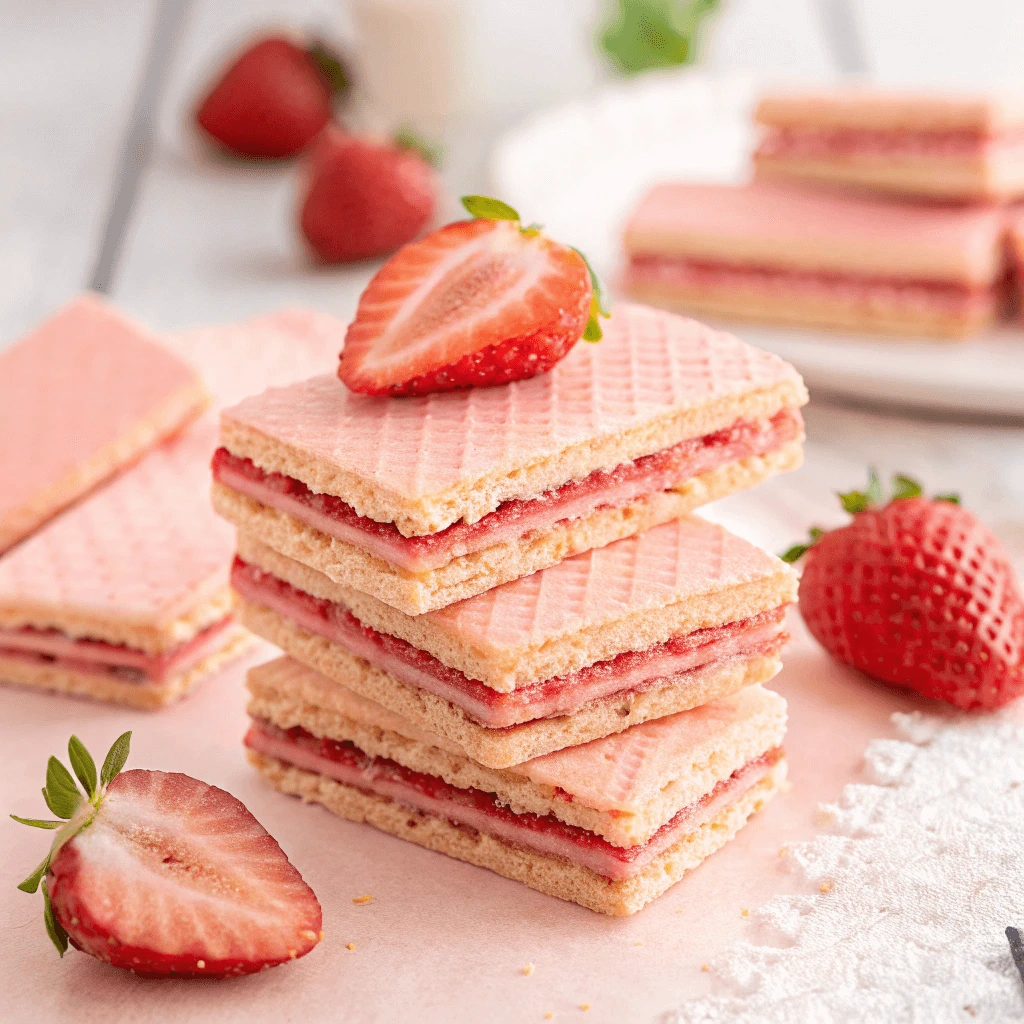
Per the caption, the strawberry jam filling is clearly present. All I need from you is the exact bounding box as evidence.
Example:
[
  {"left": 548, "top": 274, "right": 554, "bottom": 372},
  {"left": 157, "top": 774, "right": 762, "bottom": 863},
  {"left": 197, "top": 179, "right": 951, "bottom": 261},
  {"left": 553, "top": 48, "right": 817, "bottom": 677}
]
[
  {"left": 231, "top": 557, "right": 788, "bottom": 728},
  {"left": 245, "top": 719, "right": 782, "bottom": 880},
  {"left": 0, "top": 616, "right": 236, "bottom": 685},
  {"left": 626, "top": 256, "right": 997, "bottom": 315},
  {"left": 212, "top": 408, "right": 802, "bottom": 572},
  {"left": 756, "top": 125, "right": 1024, "bottom": 162}
]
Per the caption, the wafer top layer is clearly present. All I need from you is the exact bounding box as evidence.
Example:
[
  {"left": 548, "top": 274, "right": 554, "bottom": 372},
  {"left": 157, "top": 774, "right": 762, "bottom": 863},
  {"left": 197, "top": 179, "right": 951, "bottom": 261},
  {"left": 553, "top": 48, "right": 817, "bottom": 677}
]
[
  {"left": 625, "top": 181, "right": 1005, "bottom": 284},
  {"left": 0, "top": 423, "right": 234, "bottom": 650},
  {"left": 755, "top": 89, "right": 1024, "bottom": 134},
  {"left": 0, "top": 293, "right": 208, "bottom": 553},
  {"left": 221, "top": 303, "right": 806, "bottom": 535}
]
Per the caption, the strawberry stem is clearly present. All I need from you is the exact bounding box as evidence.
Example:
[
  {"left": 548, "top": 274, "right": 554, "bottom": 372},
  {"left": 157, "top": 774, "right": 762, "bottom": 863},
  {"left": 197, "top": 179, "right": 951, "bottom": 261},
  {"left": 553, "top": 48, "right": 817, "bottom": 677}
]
[
  {"left": 13, "top": 731, "right": 133, "bottom": 958},
  {"left": 394, "top": 127, "right": 442, "bottom": 168},
  {"left": 307, "top": 40, "right": 350, "bottom": 98}
]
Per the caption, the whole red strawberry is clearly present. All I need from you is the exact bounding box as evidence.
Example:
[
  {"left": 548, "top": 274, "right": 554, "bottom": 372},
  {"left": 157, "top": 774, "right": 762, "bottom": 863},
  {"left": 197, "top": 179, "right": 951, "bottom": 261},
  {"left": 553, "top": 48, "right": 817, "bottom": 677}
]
[
  {"left": 196, "top": 35, "right": 348, "bottom": 159},
  {"left": 338, "top": 195, "right": 608, "bottom": 395},
  {"left": 298, "top": 128, "right": 437, "bottom": 263},
  {"left": 12, "top": 732, "right": 322, "bottom": 976},
  {"left": 784, "top": 472, "right": 1024, "bottom": 710}
]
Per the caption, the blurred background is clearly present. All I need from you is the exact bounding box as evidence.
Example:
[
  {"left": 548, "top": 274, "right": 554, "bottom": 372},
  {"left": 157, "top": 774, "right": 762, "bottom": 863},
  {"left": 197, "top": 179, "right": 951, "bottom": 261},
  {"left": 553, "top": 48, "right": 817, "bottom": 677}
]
[{"left": 2, "top": 0, "right": 1023, "bottom": 559}]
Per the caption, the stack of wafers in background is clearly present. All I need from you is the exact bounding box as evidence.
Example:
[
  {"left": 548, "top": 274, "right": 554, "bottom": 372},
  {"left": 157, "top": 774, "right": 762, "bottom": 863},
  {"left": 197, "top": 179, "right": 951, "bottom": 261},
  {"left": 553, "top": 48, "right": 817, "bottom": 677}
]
[
  {"left": 213, "top": 301, "right": 810, "bottom": 914},
  {"left": 624, "top": 90, "right": 1024, "bottom": 338}
]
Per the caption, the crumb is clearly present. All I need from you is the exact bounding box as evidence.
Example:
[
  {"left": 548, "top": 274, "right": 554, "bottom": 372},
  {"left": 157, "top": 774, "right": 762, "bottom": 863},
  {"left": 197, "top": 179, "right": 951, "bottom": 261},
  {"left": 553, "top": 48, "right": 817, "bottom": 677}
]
[
  {"left": 352, "top": 894, "right": 373, "bottom": 905},
  {"left": 196, "top": 960, "right": 205, "bottom": 969},
  {"left": 964, "top": 1006, "right": 977, "bottom": 1017},
  {"left": 740, "top": 908, "right": 750, "bottom": 918},
  {"left": 675, "top": 908, "right": 683, "bottom": 914},
  {"left": 580, "top": 1005, "right": 590, "bottom": 1012},
  {"left": 346, "top": 943, "right": 356, "bottom": 951},
  {"left": 819, "top": 880, "right": 834, "bottom": 894},
  {"left": 701, "top": 964, "right": 709, "bottom": 972},
  {"left": 545, "top": 1015, "right": 554, "bottom": 1021},
  {"left": 778, "top": 845, "right": 789, "bottom": 858},
  {"left": 634, "top": 940, "right": 643, "bottom": 946},
  {"left": 318, "top": 930, "right": 325, "bottom": 941},
  {"left": 1011, "top": 781, "right": 1021, "bottom": 789},
  {"left": 522, "top": 963, "right": 535, "bottom": 976}
]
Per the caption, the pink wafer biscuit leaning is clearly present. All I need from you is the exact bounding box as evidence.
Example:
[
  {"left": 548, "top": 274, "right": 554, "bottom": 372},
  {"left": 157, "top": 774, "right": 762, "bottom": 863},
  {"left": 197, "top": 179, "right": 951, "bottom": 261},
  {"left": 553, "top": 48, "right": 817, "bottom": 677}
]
[{"left": 0, "top": 293, "right": 209, "bottom": 553}]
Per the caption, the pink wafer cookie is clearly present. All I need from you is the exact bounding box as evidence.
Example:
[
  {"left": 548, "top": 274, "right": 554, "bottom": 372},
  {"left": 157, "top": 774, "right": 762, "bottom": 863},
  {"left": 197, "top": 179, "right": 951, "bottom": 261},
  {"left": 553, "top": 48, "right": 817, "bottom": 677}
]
[{"left": 0, "top": 293, "right": 209, "bottom": 553}]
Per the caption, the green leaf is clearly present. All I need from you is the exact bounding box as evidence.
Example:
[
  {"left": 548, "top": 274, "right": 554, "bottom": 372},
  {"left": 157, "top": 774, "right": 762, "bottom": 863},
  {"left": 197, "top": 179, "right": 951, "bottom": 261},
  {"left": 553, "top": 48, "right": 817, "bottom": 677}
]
[
  {"left": 393, "top": 127, "right": 442, "bottom": 168},
  {"left": 837, "top": 489, "right": 870, "bottom": 515},
  {"left": 864, "top": 468, "right": 884, "bottom": 507},
  {"left": 17, "top": 854, "right": 50, "bottom": 894},
  {"left": 307, "top": 40, "right": 351, "bottom": 97},
  {"left": 599, "top": 0, "right": 720, "bottom": 76},
  {"left": 934, "top": 492, "right": 961, "bottom": 505},
  {"left": 43, "top": 758, "right": 81, "bottom": 820},
  {"left": 41, "top": 880, "right": 68, "bottom": 957},
  {"left": 100, "top": 731, "right": 132, "bottom": 787},
  {"left": 67, "top": 736, "right": 97, "bottom": 799},
  {"left": 808, "top": 526, "right": 825, "bottom": 541},
  {"left": 890, "top": 473, "right": 923, "bottom": 502},
  {"left": 460, "top": 195, "right": 520, "bottom": 222},
  {"left": 10, "top": 815, "right": 63, "bottom": 829},
  {"left": 779, "top": 543, "right": 810, "bottom": 564},
  {"left": 582, "top": 312, "right": 604, "bottom": 342}
]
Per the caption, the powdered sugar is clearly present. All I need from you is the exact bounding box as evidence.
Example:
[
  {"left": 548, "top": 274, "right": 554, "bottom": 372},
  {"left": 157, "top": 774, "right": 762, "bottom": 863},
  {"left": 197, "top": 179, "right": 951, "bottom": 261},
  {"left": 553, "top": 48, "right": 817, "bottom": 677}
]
[{"left": 668, "top": 707, "right": 1024, "bottom": 1023}]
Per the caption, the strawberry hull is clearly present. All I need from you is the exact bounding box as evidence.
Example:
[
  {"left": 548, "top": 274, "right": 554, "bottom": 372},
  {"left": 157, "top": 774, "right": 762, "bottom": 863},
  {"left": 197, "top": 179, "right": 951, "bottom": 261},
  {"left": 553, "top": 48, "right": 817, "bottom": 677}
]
[
  {"left": 244, "top": 720, "right": 782, "bottom": 881},
  {"left": 212, "top": 408, "right": 803, "bottom": 570},
  {"left": 232, "top": 557, "right": 788, "bottom": 726}
]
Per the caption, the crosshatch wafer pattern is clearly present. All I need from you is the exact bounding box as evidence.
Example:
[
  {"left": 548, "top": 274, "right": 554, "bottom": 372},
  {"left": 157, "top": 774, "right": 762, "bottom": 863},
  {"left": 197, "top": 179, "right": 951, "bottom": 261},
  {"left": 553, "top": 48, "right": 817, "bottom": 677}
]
[
  {"left": 223, "top": 303, "right": 802, "bottom": 501},
  {"left": 521, "top": 685, "right": 785, "bottom": 811},
  {"left": 164, "top": 308, "right": 342, "bottom": 408},
  {"left": 426, "top": 515, "right": 788, "bottom": 648},
  {"left": 0, "top": 422, "right": 234, "bottom": 625},
  {"left": 0, "top": 293, "right": 203, "bottom": 530}
]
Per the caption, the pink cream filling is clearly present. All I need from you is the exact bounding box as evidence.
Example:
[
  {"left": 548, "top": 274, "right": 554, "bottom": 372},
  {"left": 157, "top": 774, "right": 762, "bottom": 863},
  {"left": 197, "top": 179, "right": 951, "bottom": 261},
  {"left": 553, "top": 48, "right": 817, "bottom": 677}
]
[
  {"left": 212, "top": 409, "right": 803, "bottom": 573},
  {"left": 231, "top": 558, "right": 788, "bottom": 729},
  {"left": 756, "top": 125, "right": 1024, "bottom": 162},
  {"left": 244, "top": 720, "right": 781, "bottom": 881},
  {"left": 0, "top": 616, "right": 236, "bottom": 685},
  {"left": 626, "top": 255, "right": 996, "bottom": 316}
]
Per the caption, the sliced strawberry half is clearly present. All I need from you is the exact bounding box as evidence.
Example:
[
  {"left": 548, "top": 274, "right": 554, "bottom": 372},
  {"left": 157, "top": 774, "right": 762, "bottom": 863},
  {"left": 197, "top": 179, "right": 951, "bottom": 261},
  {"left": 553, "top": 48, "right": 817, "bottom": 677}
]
[
  {"left": 338, "top": 216, "right": 594, "bottom": 396},
  {"left": 13, "top": 733, "right": 322, "bottom": 977}
]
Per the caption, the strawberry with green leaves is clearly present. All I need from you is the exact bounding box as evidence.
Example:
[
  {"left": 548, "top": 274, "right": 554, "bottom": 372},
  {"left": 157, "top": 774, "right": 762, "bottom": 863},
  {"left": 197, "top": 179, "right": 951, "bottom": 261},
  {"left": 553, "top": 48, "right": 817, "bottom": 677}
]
[
  {"left": 13, "top": 732, "right": 322, "bottom": 977},
  {"left": 338, "top": 195, "right": 610, "bottom": 396},
  {"left": 783, "top": 471, "right": 1024, "bottom": 710}
]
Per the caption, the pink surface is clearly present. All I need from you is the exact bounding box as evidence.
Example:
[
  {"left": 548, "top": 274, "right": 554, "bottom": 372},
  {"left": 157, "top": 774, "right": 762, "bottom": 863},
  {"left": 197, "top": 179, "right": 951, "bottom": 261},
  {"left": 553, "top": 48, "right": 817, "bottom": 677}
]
[
  {"left": 222, "top": 303, "right": 802, "bottom": 514},
  {"left": 0, "top": 293, "right": 203, "bottom": 549},
  {"left": 0, "top": 423, "right": 234, "bottom": 629},
  {"left": 426, "top": 516, "right": 792, "bottom": 655},
  {"left": 624, "top": 181, "right": 1005, "bottom": 284},
  {"left": 0, "top": 616, "right": 924, "bottom": 1023},
  {"left": 520, "top": 685, "right": 784, "bottom": 813},
  {"left": 213, "top": 409, "right": 803, "bottom": 569}
]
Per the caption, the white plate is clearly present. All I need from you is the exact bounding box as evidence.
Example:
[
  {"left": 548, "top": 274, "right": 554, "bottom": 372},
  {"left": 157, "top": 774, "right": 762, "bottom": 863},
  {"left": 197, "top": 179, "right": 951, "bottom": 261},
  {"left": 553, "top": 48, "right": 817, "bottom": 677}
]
[{"left": 491, "top": 71, "right": 1024, "bottom": 418}]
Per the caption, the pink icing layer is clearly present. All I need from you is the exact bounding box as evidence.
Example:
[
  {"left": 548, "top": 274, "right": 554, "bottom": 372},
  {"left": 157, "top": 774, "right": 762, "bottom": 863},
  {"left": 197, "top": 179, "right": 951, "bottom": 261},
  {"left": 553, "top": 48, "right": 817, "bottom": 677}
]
[
  {"left": 213, "top": 410, "right": 803, "bottom": 572},
  {"left": 0, "top": 616, "right": 235, "bottom": 685},
  {"left": 244, "top": 720, "right": 780, "bottom": 880},
  {"left": 756, "top": 125, "right": 1024, "bottom": 161},
  {"left": 230, "top": 558, "right": 787, "bottom": 728},
  {"left": 626, "top": 255, "right": 997, "bottom": 317}
]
